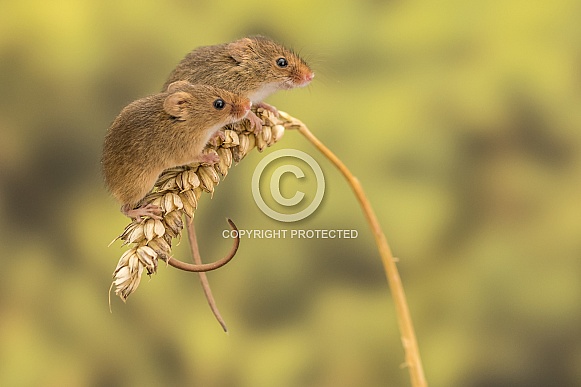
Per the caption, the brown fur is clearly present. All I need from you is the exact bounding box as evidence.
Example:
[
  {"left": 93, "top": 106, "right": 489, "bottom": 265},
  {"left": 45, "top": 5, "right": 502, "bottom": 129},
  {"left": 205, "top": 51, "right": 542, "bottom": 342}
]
[
  {"left": 162, "top": 36, "right": 314, "bottom": 102},
  {"left": 102, "top": 82, "right": 250, "bottom": 208}
]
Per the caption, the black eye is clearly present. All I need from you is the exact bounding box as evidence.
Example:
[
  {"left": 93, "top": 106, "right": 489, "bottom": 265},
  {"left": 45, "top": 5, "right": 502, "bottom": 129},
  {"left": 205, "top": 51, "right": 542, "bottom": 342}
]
[
  {"left": 276, "top": 57, "right": 288, "bottom": 68},
  {"left": 213, "top": 99, "right": 225, "bottom": 110}
]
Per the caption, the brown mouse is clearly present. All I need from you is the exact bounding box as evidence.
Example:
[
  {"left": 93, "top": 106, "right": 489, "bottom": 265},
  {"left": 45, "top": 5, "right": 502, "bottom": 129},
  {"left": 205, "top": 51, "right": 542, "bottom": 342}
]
[
  {"left": 162, "top": 35, "right": 314, "bottom": 131},
  {"left": 102, "top": 81, "right": 251, "bottom": 220}
]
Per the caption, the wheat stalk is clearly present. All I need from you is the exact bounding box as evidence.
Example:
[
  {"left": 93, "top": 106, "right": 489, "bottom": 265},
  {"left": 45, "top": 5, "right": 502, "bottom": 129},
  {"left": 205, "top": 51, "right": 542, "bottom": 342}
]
[
  {"left": 110, "top": 107, "right": 286, "bottom": 301},
  {"left": 108, "top": 107, "right": 426, "bottom": 386}
]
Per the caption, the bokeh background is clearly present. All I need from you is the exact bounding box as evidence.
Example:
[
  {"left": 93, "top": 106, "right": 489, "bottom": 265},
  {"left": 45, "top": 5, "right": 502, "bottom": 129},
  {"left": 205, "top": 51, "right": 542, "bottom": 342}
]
[{"left": 1, "top": 1, "right": 581, "bottom": 386}]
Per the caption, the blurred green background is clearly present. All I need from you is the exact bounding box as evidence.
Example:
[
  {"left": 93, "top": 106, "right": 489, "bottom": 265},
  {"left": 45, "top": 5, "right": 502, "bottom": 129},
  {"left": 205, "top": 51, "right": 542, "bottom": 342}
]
[{"left": 2, "top": 0, "right": 581, "bottom": 386}]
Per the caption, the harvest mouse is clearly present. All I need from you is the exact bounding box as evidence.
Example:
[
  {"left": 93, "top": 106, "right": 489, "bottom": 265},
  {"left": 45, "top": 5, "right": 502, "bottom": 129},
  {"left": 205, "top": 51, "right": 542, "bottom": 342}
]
[
  {"left": 162, "top": 35, "right": 314, "bottom": 132},
  {"left": 102, "top": 81, "right": 251, "bottom": 220}
]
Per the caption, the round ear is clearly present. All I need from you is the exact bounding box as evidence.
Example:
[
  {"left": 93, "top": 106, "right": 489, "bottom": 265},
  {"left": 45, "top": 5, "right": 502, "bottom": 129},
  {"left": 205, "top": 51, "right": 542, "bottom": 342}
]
[
  {"left": 166, "top": 80, "right": 192, "bottom": 93},
  {"left": 163, "top": 91, "right": 191, "bottom": 120},
  {"left": 228, "top": 37, "right": 253, "bottom": 63}
]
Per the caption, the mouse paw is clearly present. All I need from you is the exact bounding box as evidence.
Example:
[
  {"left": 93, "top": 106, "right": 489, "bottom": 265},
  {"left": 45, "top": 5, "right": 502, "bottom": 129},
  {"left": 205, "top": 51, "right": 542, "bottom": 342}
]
[
  {"left": 246, "top": 111, "right": 264, "bottom": 134},
  {"left": 198, "top": 153, "right": 220, "bottom": 165},
  {"left": 209, "top": 130, "right": 226, "bottom": 146},
  {"left": 255, "top": 101, "right": 279, "bottom": 117},
  {"left": 123, "top": 203, "right": 163, "bottom": 221}
]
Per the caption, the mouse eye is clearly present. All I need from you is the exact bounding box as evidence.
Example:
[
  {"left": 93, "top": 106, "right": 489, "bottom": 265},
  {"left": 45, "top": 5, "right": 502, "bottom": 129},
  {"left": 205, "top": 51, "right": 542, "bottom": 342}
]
[
  {"left": 276, "top": 57, "right": 288, "bottom": 68},
  {"left": 213, "top": 99, "right": 225, "bottom": 110}
]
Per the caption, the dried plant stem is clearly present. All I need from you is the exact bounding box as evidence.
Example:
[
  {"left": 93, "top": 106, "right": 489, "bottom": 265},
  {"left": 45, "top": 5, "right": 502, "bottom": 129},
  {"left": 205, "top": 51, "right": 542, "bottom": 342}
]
[
  {"left": 186, "top": 215, "right": 228, "bottom": 332},
  {"left": 293, "top": 122, "right": 427, "bottom": 387}
]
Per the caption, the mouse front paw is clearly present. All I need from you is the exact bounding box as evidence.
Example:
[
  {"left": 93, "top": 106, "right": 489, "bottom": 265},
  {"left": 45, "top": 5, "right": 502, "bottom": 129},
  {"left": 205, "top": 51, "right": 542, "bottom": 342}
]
[
  {"left": 209, "top": 130, "right": 226, "bottom": 146},
  {"left": 246, "top": 111, "right": 264, "bottom": 134},
  {"left": 255, "top": 101, "right": 279, "bottom": 117}
]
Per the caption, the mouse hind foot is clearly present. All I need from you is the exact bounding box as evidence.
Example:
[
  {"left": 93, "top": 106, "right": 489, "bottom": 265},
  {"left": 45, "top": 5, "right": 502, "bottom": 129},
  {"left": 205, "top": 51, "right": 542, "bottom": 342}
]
[{"left": 122, "top": 203, "right": 163, "bottom": 221}]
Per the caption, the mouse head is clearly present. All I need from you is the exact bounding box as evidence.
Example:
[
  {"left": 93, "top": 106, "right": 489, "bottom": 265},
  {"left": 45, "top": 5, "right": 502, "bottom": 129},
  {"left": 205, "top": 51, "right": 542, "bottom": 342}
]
[
  {"left": 228, "top": 36, "right": 314, "bottom": 91},
  {"left": 163, "top": 81, "right": 251, "bottom": 124}
]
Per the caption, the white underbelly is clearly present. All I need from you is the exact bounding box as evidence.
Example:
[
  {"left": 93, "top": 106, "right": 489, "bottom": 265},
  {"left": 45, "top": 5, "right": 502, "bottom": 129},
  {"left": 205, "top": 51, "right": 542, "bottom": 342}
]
[{"left": 247, "top": 83, "right": 280, "bottom": 103}]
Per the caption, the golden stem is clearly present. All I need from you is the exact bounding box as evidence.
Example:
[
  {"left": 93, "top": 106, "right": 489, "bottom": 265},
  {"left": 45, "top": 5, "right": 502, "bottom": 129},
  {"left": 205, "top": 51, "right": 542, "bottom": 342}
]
[{"left": 292, "top": 120, "right": 427, "bottom": 387}]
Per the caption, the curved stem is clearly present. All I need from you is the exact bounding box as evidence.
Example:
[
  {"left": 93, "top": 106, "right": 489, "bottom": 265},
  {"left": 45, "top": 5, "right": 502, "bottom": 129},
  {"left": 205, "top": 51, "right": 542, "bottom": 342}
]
[
  {"left": 167, "top": 218, "right": 240, "bottom": 272},
  {"left": 186, "top": 215, "right": 229, "bottom": 332},
  {"left": 292, "top": 122, "right": 427, "bottom": 387}
]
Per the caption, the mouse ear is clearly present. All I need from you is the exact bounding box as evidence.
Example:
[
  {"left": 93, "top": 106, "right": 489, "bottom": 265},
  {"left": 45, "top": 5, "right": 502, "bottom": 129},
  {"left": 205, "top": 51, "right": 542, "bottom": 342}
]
[
  {"left": 228, "top": 37, "right": 253, "bottom": 63},
  {"left": 166, "top": 80, "right": 191, "bottom": 93},
  {"left": 163, "top": 91, "right": 191, "bottom": 120}
]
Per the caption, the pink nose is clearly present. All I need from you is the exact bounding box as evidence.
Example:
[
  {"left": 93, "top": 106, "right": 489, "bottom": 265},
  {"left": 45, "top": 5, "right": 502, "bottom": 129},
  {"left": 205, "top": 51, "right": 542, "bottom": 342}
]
[{"left": 303, "top": 71, "right": 314, "bottom": 83}]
